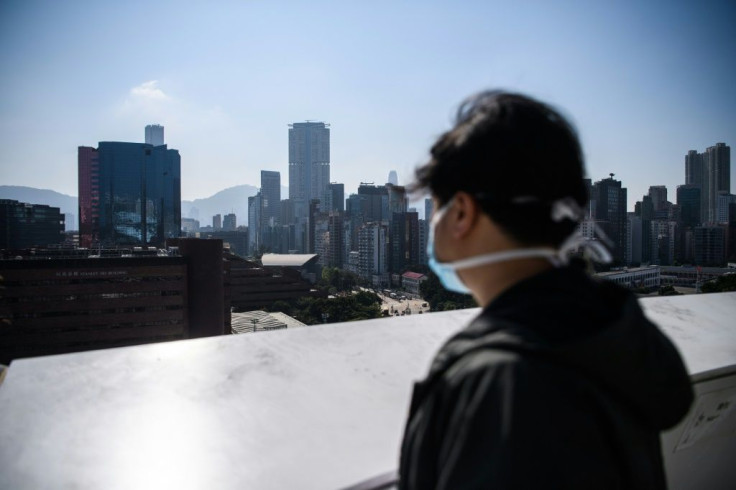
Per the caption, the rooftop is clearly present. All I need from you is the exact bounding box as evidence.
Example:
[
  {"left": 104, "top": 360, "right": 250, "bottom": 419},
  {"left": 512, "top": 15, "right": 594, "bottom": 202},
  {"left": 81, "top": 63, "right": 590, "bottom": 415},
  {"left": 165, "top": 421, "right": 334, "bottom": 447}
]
[
  {"left": 231, "top": 310, "right": 306, "bottom": 334},
  {"left": 401, "top": 271, "right": 426, "bottom": 280},
  {"left": 260, "top": 253, "right": 318, "bottom": 267}
]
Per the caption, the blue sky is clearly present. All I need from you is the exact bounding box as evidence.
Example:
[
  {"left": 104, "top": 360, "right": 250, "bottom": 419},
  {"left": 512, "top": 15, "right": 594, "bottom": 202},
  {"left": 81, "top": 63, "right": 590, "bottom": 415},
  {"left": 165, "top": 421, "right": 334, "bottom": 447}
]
[{"left": 1, "top": 0, "right": 734, "bottom": 212}]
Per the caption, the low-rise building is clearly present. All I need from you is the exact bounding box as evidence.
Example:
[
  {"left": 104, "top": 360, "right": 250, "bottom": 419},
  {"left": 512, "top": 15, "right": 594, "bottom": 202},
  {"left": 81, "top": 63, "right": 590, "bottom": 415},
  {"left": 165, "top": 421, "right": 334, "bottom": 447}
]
[
  {"left": 596, "top": 266, "right": 661, "bottom": 290},
  {"left": 402, "top": 271, "right": 427, "bottom": 296}
]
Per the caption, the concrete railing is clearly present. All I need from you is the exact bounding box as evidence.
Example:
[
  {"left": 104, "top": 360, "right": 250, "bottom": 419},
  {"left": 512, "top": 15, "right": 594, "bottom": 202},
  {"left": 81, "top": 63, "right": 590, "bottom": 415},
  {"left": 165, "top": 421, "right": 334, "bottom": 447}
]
[{"left": 0, "top": 293, "right": 734, "bottom": 489}]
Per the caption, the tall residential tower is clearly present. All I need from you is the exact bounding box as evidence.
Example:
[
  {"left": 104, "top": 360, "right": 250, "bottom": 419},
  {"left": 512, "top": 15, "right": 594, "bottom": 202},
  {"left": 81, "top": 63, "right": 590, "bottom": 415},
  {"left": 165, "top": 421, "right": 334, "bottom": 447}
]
[{"left": 288, "top": 122, "right": 330, "bottom": 219}]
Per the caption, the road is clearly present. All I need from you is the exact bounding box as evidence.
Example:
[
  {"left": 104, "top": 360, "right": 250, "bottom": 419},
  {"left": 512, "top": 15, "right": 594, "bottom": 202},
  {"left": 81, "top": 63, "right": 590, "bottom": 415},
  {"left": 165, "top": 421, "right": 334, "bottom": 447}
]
[{"left": 373, "top": 290, "right": 430, "bottom": 317}]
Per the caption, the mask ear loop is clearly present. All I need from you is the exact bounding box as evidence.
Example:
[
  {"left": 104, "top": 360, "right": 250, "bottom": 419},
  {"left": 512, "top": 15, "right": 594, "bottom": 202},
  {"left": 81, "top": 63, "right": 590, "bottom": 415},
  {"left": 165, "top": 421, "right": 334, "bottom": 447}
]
[{"left": 550, "top": 198, "right": 613, "bottom": 266}]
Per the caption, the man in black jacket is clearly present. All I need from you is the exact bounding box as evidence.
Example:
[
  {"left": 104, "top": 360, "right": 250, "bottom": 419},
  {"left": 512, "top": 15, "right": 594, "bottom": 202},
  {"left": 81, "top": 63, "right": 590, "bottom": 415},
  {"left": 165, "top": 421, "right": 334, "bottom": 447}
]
[{"left": 399, "top": 91, "right": 693, "bottom": 489}]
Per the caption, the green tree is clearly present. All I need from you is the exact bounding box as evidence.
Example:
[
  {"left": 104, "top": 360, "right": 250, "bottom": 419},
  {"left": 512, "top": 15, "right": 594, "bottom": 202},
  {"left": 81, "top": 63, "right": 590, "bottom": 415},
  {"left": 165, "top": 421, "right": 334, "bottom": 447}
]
[
  {"left": 658, "top": 285, "right": 681, "bottom": 296},
  {"left": 269, "top": 300, "right": 293, "bottom": 314},
  {"left": 701, "top": 274, "right": 736, "bottom": 293},
  {"left": 419, "top": 271, "right": 477, "bottom": 311},
  {"left": 291, "top": 291, "right": 382, "bottom": 325}
]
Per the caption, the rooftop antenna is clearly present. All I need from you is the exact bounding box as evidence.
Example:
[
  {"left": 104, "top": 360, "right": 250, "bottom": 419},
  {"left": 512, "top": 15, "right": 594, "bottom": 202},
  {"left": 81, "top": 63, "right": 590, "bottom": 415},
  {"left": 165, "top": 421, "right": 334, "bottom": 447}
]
[{"left": 609, "top": 173, "right": 615, "bottom": 179}]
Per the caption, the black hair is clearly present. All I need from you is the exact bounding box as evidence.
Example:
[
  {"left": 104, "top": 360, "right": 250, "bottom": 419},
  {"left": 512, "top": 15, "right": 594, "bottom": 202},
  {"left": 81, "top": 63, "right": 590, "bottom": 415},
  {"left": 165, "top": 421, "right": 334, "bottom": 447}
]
[{"left": 410, "top": 90, "right": 587, "bottom": 246}]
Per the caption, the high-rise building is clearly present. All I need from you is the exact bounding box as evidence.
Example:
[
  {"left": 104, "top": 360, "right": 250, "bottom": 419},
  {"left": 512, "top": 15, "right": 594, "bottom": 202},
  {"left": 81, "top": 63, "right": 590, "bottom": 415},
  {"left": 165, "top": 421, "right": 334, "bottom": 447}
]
[
  {"left": 307, "top": 199, "right": 322, "bottom": 254},
  {"left": 685, "top": 143, "right": 731, "bottom": 224},
  {"left": 248, "top": 193, "right": 262, "bottom": 255},
  {"left": 677, "top": 185, "right": 701, "bottom": 229},
  {"left": 626, "top": 213, "right": 642, "bottom": 265},
  {"left": 279, "top": 199, "right": 295, "bottom": 228},
  {"left": 387, "top": 170, "right": 399, "bottom": 186},
  {"left": 261, "top": 171, "right": 281, "bottom": 225},
  {"left": 650, "top": 220, "right": 677, "bottom": 266},
  {"left": 78, "top": 146, "right": 100, "bottom": 247},
  {"left": 694, "top": 226, "right": 726, "bottom": 266},
  {"left": 213, "top": 214, "right": 222, "bottom": 230},
  {"left": 593, "top": 176, "right": 627, "bottom": 265},
  {"left": 685, "top": 150, "right": 702, "bottom": 187},
  {"left": 387, "top": 184, "right": 407, "bottom": 224},
  {"left": 648, "top": 186, "right": 668, "bottom": 212},
  {"left": 145, "top": 124, "right": 164, "bottom": 147},
  {"left": 727, "top": 203, "right": 736, "bottom": 263},
  {"left": 418, "top": 218, "right": 428, "bottom": 265},
  {"left": 704, "top": 143, "right": 730, "bottom": 223},
  {"left": 288, "top": 122, "right": 330, "bottom": 219},
  {"left": 389, "top": 211, "right": 419, "bottom": 274},
  {"left": 358, "top": 221, "right": 388, "bottom": 285},
  {"left": 312, "top": 212, "right": 330, "bottom": 266},
  {"left": 78, "top": 141, "right": 181, "bottom": 247},
  {"left": 323, "top": 183, "right": 345, "bottom": 213},
  {"left": 716, "top": 193, "right": 736, "bottom": 224},
  {"left": 358, "top": 184, "right": 388, "bottom": 223},
  {"left": 345, "top": 193, "right": 364, "bottom": 252},
  {"left": 223, "top": 213, "right": 237, "bottom": 231},
  {"left": 0, "top": 200, "right": 65, "bottom": 249},
  {"left": 327, "top": 213, "right": 345, "bottom": 268}
]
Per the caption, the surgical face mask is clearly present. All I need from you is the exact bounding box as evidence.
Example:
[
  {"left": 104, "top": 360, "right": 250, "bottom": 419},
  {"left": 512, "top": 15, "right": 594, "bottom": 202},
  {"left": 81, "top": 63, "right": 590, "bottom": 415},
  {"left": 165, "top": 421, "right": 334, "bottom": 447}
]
[{"left": 427, "top": 199, "right": 560, "bottom": 295}]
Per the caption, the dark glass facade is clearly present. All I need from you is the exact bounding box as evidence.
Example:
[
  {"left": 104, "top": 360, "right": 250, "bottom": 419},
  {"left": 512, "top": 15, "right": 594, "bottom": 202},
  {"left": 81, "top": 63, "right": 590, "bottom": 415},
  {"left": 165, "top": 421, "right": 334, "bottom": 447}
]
[
  {"left": 593, "top": 177, "right": 628, "bottom": 265},
  {"left": 677, "top": 185, "right": 701, "bottom": 229},
  {"left": 0, "top": 199, "right": 65, "bottom": 249},
  {"left": 80, "top": 142, "right": 181, "bottom": 247}
]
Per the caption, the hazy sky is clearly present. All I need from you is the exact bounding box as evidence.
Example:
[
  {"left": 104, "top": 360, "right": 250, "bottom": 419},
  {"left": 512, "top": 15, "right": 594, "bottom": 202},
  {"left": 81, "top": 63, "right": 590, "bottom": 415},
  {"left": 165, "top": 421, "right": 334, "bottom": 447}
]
[{"left": 1, "top": 0, "right": 734, "bottom": 211}]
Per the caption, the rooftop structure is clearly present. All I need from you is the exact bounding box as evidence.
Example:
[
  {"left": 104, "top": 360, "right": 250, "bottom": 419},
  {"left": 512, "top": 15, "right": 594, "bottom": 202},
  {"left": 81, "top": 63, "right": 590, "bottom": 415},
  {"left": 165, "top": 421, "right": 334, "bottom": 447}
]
[
  {"left": 231, "top": 310, "right": 306, "bottom": 334},
  {"left": 596, "top": 265, "right": 661, "bottom": 290},
  {"left": 260, "top": 253, "right": 318, "bottom": 268}
]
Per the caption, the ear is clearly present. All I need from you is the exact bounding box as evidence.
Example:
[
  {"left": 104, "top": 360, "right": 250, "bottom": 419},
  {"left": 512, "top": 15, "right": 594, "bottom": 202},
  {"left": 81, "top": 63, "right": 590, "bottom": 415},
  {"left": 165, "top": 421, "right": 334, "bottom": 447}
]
[{"left": 449, "top": 191, "right": 479, "bottom": 238}]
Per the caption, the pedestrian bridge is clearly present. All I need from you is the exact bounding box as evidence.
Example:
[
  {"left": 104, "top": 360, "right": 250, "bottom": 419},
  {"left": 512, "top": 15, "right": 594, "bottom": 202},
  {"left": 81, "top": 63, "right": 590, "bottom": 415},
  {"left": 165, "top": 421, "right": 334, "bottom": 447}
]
[{"left": 0, "top": 293, "right": 734, "bottom": 489}]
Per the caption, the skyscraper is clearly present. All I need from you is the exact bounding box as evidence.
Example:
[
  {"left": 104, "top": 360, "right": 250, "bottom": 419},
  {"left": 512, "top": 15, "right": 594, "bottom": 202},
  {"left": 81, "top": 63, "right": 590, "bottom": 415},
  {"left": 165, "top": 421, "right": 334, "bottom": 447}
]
[
  {"left": 676, "top": 185, "right": 700, "bottom": 229},
  {"left": 78, "top": 141, "right": 181, "bottom": 247},
  {"left": 685, "top": 150, "right": 702, "bottom": 187},
  {"left": 593, "top": 175, "right": 627, "bottom": 265},
  {"left": 387, "top": 170, "right": 399, "bottom": 186},
  {"left": 78, "top": 146, "right": 100, "bottom": 247},
  {"left": 358, "top": 221, "right": 388, "bottom": 285},
  {"left": 248, "top": 193, "right": 261, "bottom": 255},
  {"left": 358, "top": 184, "right": 388, "bottom": 223},
  {"left": 327, "top": 213, "right": 345, "bottom": 268},
  {"left": 424, "top": 198, "right": 433, "bottom": 222},
  {"left": 323, "top": 183, "right": 345, "bottom": 213},
  {"left": 648, "top": 186, "right": 668, "bottom": 212},
  {"left": 145, "top": 124, "right": 164, "bottom": 147},
  {"left": 685, "top": 143, "right": 731, "bottom": 224},
  {"left": 704, "top": 143, "right": 730, "bottom": 223},
  {"left": 390, "top": 210, "right": 419, "bottom": 274},
  {"left": 260, "top": 170, "right": 281, "bottom": 225},
  {"left": 223, "top": 213, "right": 237, "bottom": 231},
  {"left": 288, "top": 122, "right": 330, "bottom": 219},
  {"left": 386, "top": 184, "right": 407, "bottom": 224}
]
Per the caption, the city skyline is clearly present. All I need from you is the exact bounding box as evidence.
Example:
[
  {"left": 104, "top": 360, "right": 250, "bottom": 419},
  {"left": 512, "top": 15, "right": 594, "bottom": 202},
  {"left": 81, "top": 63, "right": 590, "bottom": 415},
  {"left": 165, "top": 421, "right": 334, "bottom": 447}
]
[{"left": 1, "top": 1, "right": 734, "bottom": 211}]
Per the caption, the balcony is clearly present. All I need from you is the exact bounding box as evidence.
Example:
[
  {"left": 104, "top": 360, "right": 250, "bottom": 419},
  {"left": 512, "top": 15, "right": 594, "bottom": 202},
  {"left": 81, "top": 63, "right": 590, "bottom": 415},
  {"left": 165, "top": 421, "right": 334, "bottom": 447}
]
[{"left": 0, "top": 293, "right": 734, "bottom": 489}]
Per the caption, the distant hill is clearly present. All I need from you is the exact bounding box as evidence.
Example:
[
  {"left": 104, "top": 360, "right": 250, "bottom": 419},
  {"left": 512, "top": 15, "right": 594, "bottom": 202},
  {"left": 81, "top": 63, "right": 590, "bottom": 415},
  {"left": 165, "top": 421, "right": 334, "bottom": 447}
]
[
  {"left": 0, "top": 184, "right": 288, "bottom": 229},
  {"left": 0, "top": 186, "right": 78, "bottom": 229},
  {"left": 181, "top": 184, "right": 289, "bottom": 227}
]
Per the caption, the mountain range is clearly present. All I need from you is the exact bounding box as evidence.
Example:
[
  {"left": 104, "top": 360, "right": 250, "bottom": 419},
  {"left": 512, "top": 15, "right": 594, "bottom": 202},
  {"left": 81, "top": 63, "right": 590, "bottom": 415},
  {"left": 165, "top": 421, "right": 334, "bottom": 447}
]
[{"left": 0, "top": 185, "right": 288, "bottom": 229}]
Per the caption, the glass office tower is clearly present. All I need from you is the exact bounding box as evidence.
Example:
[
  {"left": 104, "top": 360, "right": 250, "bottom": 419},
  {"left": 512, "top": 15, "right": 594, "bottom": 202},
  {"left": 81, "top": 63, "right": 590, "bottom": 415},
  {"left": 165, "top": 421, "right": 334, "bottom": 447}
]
[{"left": 80, "top": 142, "right": 181, "bottom": 247}]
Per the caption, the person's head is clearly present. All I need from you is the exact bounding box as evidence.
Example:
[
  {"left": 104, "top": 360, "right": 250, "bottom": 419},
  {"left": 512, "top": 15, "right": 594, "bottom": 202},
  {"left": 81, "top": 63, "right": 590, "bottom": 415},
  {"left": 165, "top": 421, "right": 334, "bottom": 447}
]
[{"left": 412, "top": 90, "right": 587, "bottom": 247}]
